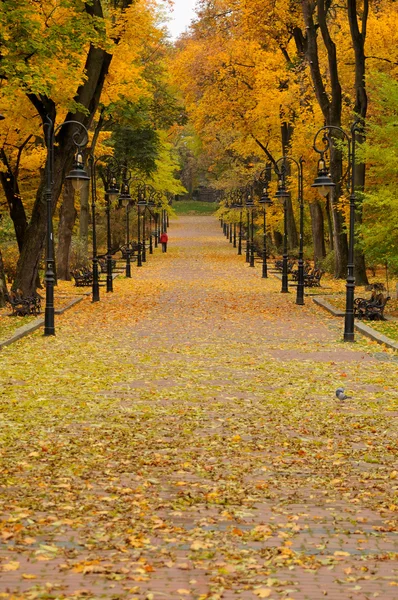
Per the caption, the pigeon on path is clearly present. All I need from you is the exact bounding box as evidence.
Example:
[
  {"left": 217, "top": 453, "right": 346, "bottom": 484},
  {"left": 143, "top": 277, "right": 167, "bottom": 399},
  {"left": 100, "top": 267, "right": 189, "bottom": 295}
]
[{"left": 336, "top": 387, "right": 352, "bottom": 400}]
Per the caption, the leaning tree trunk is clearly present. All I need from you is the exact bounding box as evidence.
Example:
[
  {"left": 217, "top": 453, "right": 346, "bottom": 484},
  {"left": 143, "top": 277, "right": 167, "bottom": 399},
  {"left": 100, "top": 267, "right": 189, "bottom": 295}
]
[
  {"left": 309, "top": 200, "right": 326, "bottom": 265},
  {"left": 14, "top": 52, "right": 113, "bottom": 294},
  {"left": 0, "top": 248, "right": 8, "bottom": 307},
  {"left": 0, "top": 149, "right": 28, "bottom": 251},
  {"left": 57, "top": 180, "right": 77, "bottom": 280},
  {"left": 12, "top": 0, "right": 119, "bottom": 296}
]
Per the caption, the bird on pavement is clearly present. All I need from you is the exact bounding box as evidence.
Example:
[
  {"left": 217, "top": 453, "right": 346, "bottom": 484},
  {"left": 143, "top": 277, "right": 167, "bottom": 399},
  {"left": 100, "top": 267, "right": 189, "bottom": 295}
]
[{"left": 336, "top": 387, "right": 352, "bottom": 400}]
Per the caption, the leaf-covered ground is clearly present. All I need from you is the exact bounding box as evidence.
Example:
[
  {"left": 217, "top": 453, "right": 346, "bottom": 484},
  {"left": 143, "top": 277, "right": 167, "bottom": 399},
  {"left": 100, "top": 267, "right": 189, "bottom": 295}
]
[{"left": 0, "top": 216, "right": 397, "bottom": 600}]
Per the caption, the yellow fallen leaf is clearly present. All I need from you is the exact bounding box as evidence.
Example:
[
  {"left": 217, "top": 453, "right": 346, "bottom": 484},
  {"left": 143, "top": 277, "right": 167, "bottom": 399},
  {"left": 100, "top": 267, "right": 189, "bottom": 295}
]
[
  {"left": 2, "top": 561, "right": 20, "bottom": 571},
  {"left": 190, "top": 540, "right": 207, "bottom": 550},
  {"left": 22, "top": 574, "right": 37, "bottom": 580},
  {"left": 254, "top": 589, "right": 272, "bottom": 598},
  {"left": 334, "top": 551, "right": 350, "bottom": 557},
  {"left": 23, "top": 537, "right": 37, "bottom": 545},
  {"left": 177, "top": 590, "right": 191, "bottom": 595}
]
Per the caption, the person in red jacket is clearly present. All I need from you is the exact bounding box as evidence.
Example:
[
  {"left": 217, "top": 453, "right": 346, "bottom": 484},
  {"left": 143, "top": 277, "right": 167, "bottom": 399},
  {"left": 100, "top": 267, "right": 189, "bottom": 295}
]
[{"left": 160, "top": 232, "right": 168, "bottom": 252}]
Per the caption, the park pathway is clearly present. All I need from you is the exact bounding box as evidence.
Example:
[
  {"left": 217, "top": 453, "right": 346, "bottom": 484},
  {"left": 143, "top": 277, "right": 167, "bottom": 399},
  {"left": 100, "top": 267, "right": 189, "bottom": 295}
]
[{"left": 0, "top": 216, "right": 397, "bottom": 599}]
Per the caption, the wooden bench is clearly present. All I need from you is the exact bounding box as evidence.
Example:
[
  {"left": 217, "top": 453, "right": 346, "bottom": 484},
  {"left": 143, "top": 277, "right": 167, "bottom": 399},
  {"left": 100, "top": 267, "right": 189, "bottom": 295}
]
[
  {"left": 304, "top": 268, "right": 323, "bottom": 287},
  {"left": 354, "top": 293, "right": 390, "bottom": 321},
  {"left": 71, "top": 268, "right": 93, "bottom": 287},
  {"left": 98, "top": 259, "right": 117, "bottom": 274},
  {"left": 6, "top": 290, "right": 42, "bottom": 316},
  {"left": 120, "top": 243, "right": 140, "bottom": 259},
  {"left": 274, "top": 259, "right": 296, "bottom": 273},
  {"left": 291, "top": 262, "right": 312, "bottom": 282}
]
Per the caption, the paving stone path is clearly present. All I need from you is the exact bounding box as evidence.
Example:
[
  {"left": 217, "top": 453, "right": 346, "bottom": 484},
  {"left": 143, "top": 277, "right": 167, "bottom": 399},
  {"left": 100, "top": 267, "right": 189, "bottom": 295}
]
[{"left": 0, "top": 216, "right": 397, "bottom": 599}]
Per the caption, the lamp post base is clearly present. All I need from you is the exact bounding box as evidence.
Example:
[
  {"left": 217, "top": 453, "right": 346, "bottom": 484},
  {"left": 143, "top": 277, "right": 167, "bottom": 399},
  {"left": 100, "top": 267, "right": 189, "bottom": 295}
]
[
  {"left": 92, "top": 259, "right": 100, "bottom": 302},
  {"left": 344, "top": 273, "right": 356, "bottom": 341},
  {"left": 106, "top": 253, "right": 113, "bottom": 292},
  {"left": 296, "top": 260, "right": 305, "bottom": 305},
  {"left": 44, "top": 264, "right": 56, "bottom": 335},
  {"left": 281, "top": 254, "right": 289, "bottom": 293}
]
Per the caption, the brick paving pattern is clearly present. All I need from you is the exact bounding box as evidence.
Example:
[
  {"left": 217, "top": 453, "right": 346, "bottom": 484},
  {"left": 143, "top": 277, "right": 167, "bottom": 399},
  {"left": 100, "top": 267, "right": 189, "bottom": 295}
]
[{"left": 0, "top": 216, "right": 397, "bottom": 599}]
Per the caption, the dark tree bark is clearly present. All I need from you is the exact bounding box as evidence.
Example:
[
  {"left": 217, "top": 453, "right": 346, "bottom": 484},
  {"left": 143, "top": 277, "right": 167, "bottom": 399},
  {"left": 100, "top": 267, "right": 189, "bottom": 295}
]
[
  {"left": 281, "top": 121, "right": 299, "bottom": 249},
  {"left": 309, "top": 200, "right": 326, "bottom": 264},
  {"left": 347, "top": 0, "right": 369, "bottom": 285},
  {"left": 0, "top": 248, "right": 8, "bottom": 307},
  {"left": 79, "top": 180, "right": 90, "bottom": 258},
  {"left": 13, "top": 0, "right": 132, "bottom": 295},
  {"left": 56, "top": 180, "right": 77, "bottom": 280},
  {"left": 325, "top": 197, "right": 334, "bottom": 251},
  {"left": 274, "top": 230, "right": 283, "bottom": 250},
  {"left": 301, "top": 0, "right": 348, "bottom": 278},
  {"left": 0, "top": 148, "right": 29, "bottom": 251}
]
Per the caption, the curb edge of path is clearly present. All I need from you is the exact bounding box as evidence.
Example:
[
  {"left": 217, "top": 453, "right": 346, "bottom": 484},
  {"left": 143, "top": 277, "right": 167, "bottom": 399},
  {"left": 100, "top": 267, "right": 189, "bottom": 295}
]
[
  {"left": 313, "top": 296, "right": 398, "bottom": 351},
  {"left": 0, "top": 293, "right": 90, "bottom": 350}
]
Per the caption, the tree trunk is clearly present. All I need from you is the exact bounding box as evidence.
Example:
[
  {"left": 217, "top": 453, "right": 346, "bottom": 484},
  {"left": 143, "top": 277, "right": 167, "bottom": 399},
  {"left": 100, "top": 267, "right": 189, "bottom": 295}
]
[
  {"left": 0, "top": 248, "right": 8, "bottom": 307},
  {"left": 57, "top": 180, "right": 77, "bottom": 280},
  {"left": 274, "top": 230, "right": 283, "bottom": 251},
  {"left": 354, "top": 161, "right": 368, "bottom": 285},
  {"left": 348, "top": 0, "right": 369, "bottom": 286},
  {"left": 79, "top": 179, "right": 90, "bottom": 258},
  {"left": 281, "top": 121, "right": 299, "bottom": 249},
  {"left": 13, "top": 0, "right": 118, "bottom": 296},
  {"left": 329, "top": 146, "right": 348, "bottom": 278},
  {"left": 325, "top": 197, "right": 334, "bottom": 251},
  {"left": 309, "top": 200, "right": 326, "bottom": 265},
  {"left": 0, "top": 150, "right": 28, "bottom": 251},
  {"left": 301, "top": 0, "right": 348, "bottom": 278}
]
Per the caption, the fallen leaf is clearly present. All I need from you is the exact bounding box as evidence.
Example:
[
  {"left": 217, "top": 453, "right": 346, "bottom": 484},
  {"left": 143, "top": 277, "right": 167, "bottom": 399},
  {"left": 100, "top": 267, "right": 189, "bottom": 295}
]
[
  {"left": 2, "top": 561, "right": 20, "bottom": 571},
  {"left": 253, "top": 589, "right": 272, "bottom": 598}
]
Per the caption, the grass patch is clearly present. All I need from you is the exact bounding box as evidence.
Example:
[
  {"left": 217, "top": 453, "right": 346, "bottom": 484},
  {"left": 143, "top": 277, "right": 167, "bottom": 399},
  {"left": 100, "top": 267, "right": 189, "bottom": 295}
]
[
  {"left": 173, "top": 200, "right": 218, "bottom": 215},
  {"left": 0, "top": 313, "right": 38, "bottom": 342},
  {"left": 367, "top": 320, "right": 398, "bottom": 341}
]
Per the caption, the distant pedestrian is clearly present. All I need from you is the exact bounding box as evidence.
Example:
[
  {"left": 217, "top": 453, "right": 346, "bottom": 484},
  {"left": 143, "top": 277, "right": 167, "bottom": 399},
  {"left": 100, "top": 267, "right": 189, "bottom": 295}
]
[{"left": 160, "top": 232, "right": 168, "bottom": 253}]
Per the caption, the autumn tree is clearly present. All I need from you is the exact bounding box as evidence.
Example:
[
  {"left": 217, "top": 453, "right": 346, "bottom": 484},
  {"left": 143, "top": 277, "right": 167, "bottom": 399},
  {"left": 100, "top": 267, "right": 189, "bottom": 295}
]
[{"left": 0, "top": 0, "right": 170, "bottom": 294}]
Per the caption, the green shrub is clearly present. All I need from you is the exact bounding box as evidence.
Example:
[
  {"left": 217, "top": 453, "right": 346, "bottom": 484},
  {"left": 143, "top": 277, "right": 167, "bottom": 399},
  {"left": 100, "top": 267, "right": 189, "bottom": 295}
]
[{"left": 318, "top": 251, "right": 335, "bottom": 274}]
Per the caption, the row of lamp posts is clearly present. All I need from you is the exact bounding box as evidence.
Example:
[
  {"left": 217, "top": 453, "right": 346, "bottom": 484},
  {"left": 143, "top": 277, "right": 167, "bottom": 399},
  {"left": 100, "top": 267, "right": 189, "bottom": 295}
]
[
  {"left": 0, "top": 111, "right": 359, "bottom": 342},
  {"left": 39, "top": 118, "right": 168, "bottom": 336},
  {"left": 220, "top": 120, "right": 361, "bottom": 342}
]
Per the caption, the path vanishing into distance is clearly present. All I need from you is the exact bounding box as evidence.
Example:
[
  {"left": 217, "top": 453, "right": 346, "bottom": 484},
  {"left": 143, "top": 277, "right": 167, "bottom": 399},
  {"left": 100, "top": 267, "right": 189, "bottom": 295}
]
[{"left": 0, "top": 215, "right": 397, "bottom": 599}]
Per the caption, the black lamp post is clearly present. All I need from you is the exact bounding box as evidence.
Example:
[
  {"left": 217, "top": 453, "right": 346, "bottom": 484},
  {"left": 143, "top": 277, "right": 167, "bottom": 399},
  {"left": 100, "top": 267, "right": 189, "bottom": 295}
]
[
  {"left": 274, "top": 160, "right": 290, "bottom": 293},
  {"left": 147, "top": 187, "right": 156, "bottom": 255},
  {"left": 245, "top": 196, "right": 250, "bottom": 264},
  {"left": 105, "top": 172, "right": 120, "bottom": 292},
  {"left": 312, "top": 121, "right": 360, "bottom": 341},
  {"left": 45, "top": 117, "right": 89, "bottom": 335},
  {"left": 118, "top": 175, "right": 133, "bottom": 278},
  {"left": 136, "top": 185, "right": 147, "bottom": 267},
  {"left": 274, "top": 157, "right": 305, "bottom": 303},
  {"left": 155, "top": 193, "right": 163, "bottom": 248},
  {"left": 245, "top": 187, "right": 255, "bottom": 267},
  {"left": 297, "top": 158, "right": 305, "bottom": 305},
  {"left": 142, "top": 199, "right": 147, "bottom": 263},
  {"left": 87, "top": 154, "right": 114, "bottom": 302},
  {"left": 237, "top": 190, "right": 243, "bottom": 256},
  {"left": 258, "top": 165, "right": 273, "bottom": 279}
]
